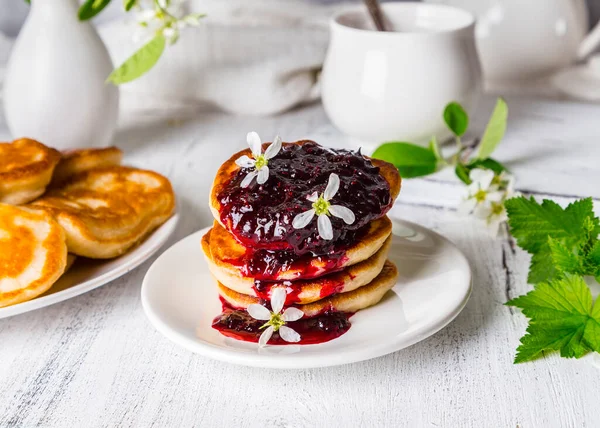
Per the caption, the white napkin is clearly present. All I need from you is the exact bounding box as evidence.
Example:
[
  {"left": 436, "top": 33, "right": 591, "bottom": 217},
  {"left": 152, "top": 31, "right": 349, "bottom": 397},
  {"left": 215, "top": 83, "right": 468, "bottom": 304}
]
[{"left": 98, "top": 0, "right": 339, "bottom": 118}]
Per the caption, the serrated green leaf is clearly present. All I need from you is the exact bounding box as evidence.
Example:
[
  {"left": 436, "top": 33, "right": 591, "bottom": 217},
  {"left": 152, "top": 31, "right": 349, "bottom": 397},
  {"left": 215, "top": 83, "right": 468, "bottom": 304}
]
[
  {"left": 107, "top": 35, "right": 166, "bottom": 85},
  {"left": 371, "top": 142, "right": 437, "bottom": 179},
  {"left": 586, "top": 298, "right": 600, "bottom": 351},
  {"left": 587, "top": 241, "right": 600, "bottom": 266},
  {"left": 548, "top": 237, "right": 583, "bottom": 275},
  {"left": 583, "top": 240, "right": 600, "bottom": 278},
  {"left": 566, "top": 199, "right": 600, "bottom": 232},
  {"left": 455, "top": 163, "right": 471, "bottom": 185},
  {"left": 124, "top": 0, "right": 137, "bottom": 11},
  {"left": 507, "top": 275, "right": 600, "bottom": 363},
  {"left": 443, "top": 102, "right": 469, "bottom": 137},
  {"left": 478, "top": 98, "right": 508, "bottom": 160},
  {"left": 467, "top": 158, "right": 506, "bottom": 175},
  {"left": 505, "top": 196, "right": 595, "bottom": 255},
  {"left": 506, "top": 197, "right": 600, "bottom": 286},
  {"left": 528, "top": 246, "right": 558, "bottom": 284},
  {"left": 78, "top": 0, "right": 112, "bottom": 20}
]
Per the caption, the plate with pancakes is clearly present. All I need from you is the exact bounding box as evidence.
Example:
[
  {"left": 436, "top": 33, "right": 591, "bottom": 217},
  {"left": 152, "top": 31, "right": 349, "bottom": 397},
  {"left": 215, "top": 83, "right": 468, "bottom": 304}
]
[
  {"left": 142, "top": 135, "right": 471, "bottom": 368},
  {"left": 0, "top": 139, "right": 179, "bottom": 319}
]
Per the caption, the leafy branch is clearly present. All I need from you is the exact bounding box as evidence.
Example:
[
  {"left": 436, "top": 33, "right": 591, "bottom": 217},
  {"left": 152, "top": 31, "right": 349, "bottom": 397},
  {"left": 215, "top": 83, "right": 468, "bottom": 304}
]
[
  {"left": 23, "top": 0, "right": 205, "bottom": 84},
  {"left": 504, "top": 196, "right": 600, "bottom": 363},
  {"left": 372, "top": 98, "right": 508, "bottom": 182}
]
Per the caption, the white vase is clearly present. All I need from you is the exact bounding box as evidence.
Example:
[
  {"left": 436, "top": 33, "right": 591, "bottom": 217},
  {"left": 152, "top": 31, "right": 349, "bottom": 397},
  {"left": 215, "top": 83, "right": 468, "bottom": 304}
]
[{"left": 3, "top": 0, "right": 119, "bottom": 150}]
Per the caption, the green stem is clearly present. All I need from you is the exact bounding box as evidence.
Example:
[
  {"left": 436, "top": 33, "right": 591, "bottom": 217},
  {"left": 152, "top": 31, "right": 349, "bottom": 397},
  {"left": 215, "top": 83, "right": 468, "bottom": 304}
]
[
  {"left": 455, "top": 136, "right": 463, "bottom": 151},
  {"left": 153, "top": 0, "right": 176, "bottom": 21}
]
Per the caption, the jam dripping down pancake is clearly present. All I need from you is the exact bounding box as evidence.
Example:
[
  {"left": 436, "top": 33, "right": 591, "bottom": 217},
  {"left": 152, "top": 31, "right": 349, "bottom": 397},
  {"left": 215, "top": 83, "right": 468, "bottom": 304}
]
[{"left": 203, "top": 216, "right": 392, "bottom": 281}]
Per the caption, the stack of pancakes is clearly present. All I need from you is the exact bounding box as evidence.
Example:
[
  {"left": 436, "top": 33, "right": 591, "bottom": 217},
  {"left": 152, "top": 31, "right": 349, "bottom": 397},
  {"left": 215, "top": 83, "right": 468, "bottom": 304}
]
[
  {"left": 202, "top": 141, "right": 401, "bottom": 322},
  {"left": 0, "top": 138, "right": 175, "bottom": 308}
]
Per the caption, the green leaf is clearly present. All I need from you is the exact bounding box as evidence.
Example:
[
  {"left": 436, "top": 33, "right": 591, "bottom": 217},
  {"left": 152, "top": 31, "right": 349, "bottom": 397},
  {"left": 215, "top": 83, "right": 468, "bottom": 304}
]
[
  {"left": 528, "top": 246, "right": 558, "bottom": 284},
  {"left": 455, "top": 164, "right": 471, "bottom": 185},
  {"left": 507, "top": 275, "right": 600, "bottom": 363},
  {"left": 371, "top": 142, "right": 437, "bottom": 179},
  {"left": 428, "top": 136, "right": 443, "bottom": 163},
  {"left": 583, "top": 240, "right": 600, "bottom": 278},
  {"left": 587, "top": 241, "right": 600, "bottom": 266},
  {"left": 183, "top": 13, "right": 207, "bottom": 26},
  {"left": 505, "top": 197, "right": 596, "bottom": 255},
  {"left": 467, "top": 158, "right": 506, "bottom": 175},
  {"left": 443, "top": 102, "right": 469, "bottom": 137},
  {"left": 124, "top": 0, "right": 137, "bottom": 11},
  {"left": 548, "top": 237, "right": 583, "bottom": 276},
  {"left": 477, "top": 98, "right": 508, "bottom": 160},
  {"left": 78, "top": 0, "right": 112, "bottom": 20},
  {"left": 505, "top": 197, "right": 600, "bottom": 285},
  {"left": 107, "top": 35, "right": 166, "bottom": 85}
]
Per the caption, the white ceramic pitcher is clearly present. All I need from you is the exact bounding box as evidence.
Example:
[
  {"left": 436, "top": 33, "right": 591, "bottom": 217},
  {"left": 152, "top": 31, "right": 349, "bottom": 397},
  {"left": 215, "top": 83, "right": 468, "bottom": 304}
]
[
  {"left": 426, "top": 0, "right": 600, "bottom": 86},
  {"left": 3, "top": 0, "right": 119, "bottom": 150},
  {"left": 321, "top": 3, "right": 481, "bottom": 144}
]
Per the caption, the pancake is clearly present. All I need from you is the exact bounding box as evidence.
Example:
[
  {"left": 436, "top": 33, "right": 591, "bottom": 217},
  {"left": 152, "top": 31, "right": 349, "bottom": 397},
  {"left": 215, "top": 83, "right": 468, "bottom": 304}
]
[
  {"left": 204, "top": 216, "right": 392, "bottom": 281},
  {"left": 208, "top": 140, "right": 401, "bottom": 238},
  {"left": 51, "top": 147, "right": 123, "bottom": 188},
  {"left": 28, "top": 166, "right": 175, "bottom": 259},
  {"left": 0, "top": 204, "right": 67, "bottom": 308},
  {"left": 203, "top": 231, "right": 391, "bottom": 304},
  {"left": 218, "top": 260, "right": 398, "bottom": 317},
  {"left": 65, "top": 254, "right": 77, "bottom": 273},
  {"left": 0, "top": 138, "right": 61, "bottom": 205}
]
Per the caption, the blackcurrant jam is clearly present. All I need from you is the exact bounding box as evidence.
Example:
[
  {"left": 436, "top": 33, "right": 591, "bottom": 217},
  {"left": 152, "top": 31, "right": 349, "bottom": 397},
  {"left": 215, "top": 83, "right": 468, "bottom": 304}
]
[
  {"left": 227, "top": 245, "right": 350, "bottom": 280},
  {"left": 253, "top": 275, "right": 345, "bottom": 305},
  {"left": 217, "top": 141, "right": 392, "bottom": 256},
  {"left": 212, "top": 303, "right": 354, "bottom": 345}
]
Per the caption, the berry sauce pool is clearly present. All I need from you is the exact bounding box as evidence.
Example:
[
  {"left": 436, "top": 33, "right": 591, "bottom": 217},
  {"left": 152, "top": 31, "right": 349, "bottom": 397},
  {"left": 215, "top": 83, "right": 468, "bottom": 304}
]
[{"left": 212, "top": 300, "right": 354, "bottom": 345}]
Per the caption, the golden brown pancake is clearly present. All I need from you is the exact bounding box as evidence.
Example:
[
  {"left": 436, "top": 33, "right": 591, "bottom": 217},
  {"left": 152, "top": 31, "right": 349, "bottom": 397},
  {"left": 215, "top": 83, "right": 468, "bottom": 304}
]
[
  {"left": 51, "top": 146, "right": 123, "bottom": 188},
  {"left": 0, "top": 138, "right": 61, "bottom": 205},
  {"left": 208, "top": 140, "right": 401, "bottom": 229},
  {"left": 0, "top": 204, "right": 67, "bottom": 308},
  {"left": 204, "top": 216, "right": 392, "bottom": 281},
  {"left": 218, "top": 260, "right": 398, "bottom": 317},
  {"left": 203, "top": 231, "right": 391, "bottom": 304},
  {"left": 64, "top": 254, "right": 77, "bottom": 273},
  {"left": 28, "top": 166, "right": 175, "bottom": 259}
]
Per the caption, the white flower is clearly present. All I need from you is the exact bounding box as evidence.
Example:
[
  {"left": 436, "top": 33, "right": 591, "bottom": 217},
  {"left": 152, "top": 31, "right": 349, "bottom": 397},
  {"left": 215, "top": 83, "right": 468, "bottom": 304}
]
[
  {"left": 235, "top": 132, "right": 282, "bottom": 188},
  {"left": 494, "top": 171, "right": 516, "bottom": 195},
  {"left": 458, "top": 168, "right": 504, "bottom": 217},
  {"left": 133, "top": 0, "right": 202, "bottom": 45},
  {"left": 292, "top": 173, "right": 356, "bottom": 240},
  {"left": 247, "top": 288, "right": 304, "bottom": 347},
  {"left": 477, "top": 200, "right": 508, "bottom": 237},
  {"left": 458, "top": 168, "right": 518, "bottom": 237}
]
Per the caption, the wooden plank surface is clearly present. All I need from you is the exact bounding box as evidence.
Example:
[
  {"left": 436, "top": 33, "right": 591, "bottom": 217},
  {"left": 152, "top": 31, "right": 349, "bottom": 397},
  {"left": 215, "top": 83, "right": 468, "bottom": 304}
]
[{"left": 1, "top": 95, "right": 600, "bottom": 427}]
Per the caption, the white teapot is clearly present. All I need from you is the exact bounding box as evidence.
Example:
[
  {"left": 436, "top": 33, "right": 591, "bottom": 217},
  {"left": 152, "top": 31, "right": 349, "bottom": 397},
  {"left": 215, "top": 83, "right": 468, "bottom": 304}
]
[{"left": 426, "top": 0, "right": 600, "bottom": 86}]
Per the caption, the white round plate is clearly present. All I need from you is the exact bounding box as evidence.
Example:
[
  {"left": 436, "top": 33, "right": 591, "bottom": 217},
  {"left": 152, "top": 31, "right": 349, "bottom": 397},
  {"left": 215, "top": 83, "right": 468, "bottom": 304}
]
[
  {"left": 0, "top": 212, "right": 180, "bottom": 319},
  {"left": 142, "top": 219, "right": 472, "bottom": 369}
]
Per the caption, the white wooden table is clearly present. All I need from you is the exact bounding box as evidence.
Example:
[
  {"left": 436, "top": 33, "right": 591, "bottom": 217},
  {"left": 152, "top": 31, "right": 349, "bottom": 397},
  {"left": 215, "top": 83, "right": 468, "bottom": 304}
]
[{"left": 1, "top": 95, "right": 599, "bottom": 427}]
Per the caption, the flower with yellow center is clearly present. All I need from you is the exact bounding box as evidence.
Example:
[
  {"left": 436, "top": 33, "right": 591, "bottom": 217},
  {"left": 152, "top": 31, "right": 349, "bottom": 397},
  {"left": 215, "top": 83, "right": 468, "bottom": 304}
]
[
  {"left": 247, "top": 288, "right": 304, "bottom": 346},
  {"left": 292, "top": 173, "right": 356, "bottom": 240},
  {"left": 458, "top": 168, "right": 504, "bottom": 217},
  {"left": 235, "top": 132, "right": 282, "bottom": 188}
]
